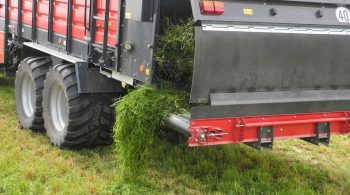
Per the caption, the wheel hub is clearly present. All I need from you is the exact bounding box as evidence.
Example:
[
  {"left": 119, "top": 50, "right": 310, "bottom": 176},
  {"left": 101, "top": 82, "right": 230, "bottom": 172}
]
[
  {"left": 50, "top": 84, "right": 68, "bottom": 132},
  {"left": 21, "top": 74, "right": 35, "bottom": 117}
]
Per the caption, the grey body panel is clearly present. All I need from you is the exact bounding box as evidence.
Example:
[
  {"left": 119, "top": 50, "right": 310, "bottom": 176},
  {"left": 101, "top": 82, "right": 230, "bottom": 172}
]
[
  {"left": 190, "top": 0, "right": 350, "bottom": 26},
  {"left": 75, "top": 62, "right": 123, "bottom": 94},
  {"left": 125, "top": 0, "right": 154, "bottom": 22},
  {"left": 190, "top": 0, "right": 350, "bottom": 118},
  {"left": 190, "top": 27, "right": 350, "bottom": 103},
  {"left": 119, "top": 20, "right": 156, "bottom": 83}
]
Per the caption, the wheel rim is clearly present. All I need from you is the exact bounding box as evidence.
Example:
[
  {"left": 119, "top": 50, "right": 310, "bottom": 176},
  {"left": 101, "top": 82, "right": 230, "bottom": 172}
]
[
  {"left": 21, "top": 74, "right": 35, "bottom": 117},
  {"left": 50, "top": 84, "right": 68, "bottom": 132}
]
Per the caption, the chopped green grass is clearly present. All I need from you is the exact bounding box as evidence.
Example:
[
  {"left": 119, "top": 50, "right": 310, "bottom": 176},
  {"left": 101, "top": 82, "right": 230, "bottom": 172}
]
[
  {"left": 0, "top": 76, "right": 349, "bottom": 194},
  {"left": 156, "top": 19, "right": 195, "bottom": 90},
  {"left": 111, "top": 84, "right": 350, "bottom": 194},
  {"left": 113, "top": 85, "right": 189, "bottom": 175}
]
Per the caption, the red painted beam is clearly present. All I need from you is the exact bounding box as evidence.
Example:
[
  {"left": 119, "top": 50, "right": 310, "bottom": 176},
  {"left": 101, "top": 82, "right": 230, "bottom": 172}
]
[{"left": 189, "top": 111, "right": 350, "bottom": 147}]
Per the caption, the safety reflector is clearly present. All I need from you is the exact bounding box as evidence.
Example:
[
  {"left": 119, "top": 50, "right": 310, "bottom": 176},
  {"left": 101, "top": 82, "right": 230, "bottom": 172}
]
[{"left": 200, "top": 1, "right": 225, "bottom": 15}]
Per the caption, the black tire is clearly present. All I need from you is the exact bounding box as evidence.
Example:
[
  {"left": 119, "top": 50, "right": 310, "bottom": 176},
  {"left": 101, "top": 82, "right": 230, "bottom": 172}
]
[
  {"left": 42, "top": 64, "right": 116, "bottom": 148},
  {"left": 93, "top": 94, "right": 116, "bottom": 145},
  {"left": 15, "top": 57, "right": 52, "bottom": 131}
]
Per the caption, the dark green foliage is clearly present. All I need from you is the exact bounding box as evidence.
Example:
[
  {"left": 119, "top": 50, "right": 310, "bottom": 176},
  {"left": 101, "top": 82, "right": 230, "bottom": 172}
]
[{"left": 155, "top": 19, "right": 195, "bottom": 90}]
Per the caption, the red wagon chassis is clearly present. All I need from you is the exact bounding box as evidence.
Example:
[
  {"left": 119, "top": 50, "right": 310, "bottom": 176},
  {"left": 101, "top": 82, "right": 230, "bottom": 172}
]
[{"left": 189, "top": 111, "right": 350, "bottom": 149}]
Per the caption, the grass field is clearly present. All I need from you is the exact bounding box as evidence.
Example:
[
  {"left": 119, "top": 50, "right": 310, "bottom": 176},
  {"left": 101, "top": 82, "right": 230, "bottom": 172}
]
[{"left": 0, "top": 74, "right": 349, "bottom": 194}]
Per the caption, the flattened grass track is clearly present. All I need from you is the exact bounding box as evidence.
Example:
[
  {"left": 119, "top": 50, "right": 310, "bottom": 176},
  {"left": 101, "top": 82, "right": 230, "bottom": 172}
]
[{"left": 0, "top": 74, "right": 349, "bottom": 194}]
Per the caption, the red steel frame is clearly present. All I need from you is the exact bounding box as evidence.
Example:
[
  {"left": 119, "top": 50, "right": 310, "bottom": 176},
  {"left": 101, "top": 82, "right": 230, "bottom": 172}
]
[
  {"left": 0, "top": 0, "right": 119, "bottom": 46},
  {"left": 189, "top": 111, "right": 350, "bottom": 147}
]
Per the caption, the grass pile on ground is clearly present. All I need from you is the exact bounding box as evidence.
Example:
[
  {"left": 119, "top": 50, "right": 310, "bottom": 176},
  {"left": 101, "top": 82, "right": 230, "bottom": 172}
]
[
  {"left": 113, "top": 85, "right": 189, "bottom": 176},
  {"left": 114, "top": 19, "right": 194, "bottom": 177}
]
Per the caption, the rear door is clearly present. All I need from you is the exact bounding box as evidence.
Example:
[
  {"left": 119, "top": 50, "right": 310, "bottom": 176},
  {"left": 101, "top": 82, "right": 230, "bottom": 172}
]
[{"left": 190, "top": 0, "right": 350, "bottom": 105}]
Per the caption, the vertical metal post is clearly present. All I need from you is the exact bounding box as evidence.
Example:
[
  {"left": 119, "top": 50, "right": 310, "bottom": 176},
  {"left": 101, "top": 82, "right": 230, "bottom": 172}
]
[
  {"left": 17, "top": 0, "right": 23, "bottom": 39},
  {"left": 4, "top": 0, "right": 9, "bottom": 64},
  {"left": 66, "top": 0, "right": 73, "bottom": 53},
  {"left": 102, "top": 0, "right": 111, "bottom": 66},
  {"left": 31, "top": 0, "right": 37, "bottom": 41},
  {"left": 48, "top": 0, "right": 54, "bottom": 43},
  {"left": 83, "top": 0, "right": 88, "bottom": 36},
  {"left": 88, "top": 0, "right": 96, "bottom": 62},
  {"left": 115, "top": 0, "right": 124, "bottom": 71}
]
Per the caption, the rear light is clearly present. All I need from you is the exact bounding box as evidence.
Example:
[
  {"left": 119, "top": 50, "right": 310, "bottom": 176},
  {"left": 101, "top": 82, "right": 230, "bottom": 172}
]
[
  {"left": 200, "top": 1, "right": 225, "bottom": 15},
  {"left": 213, "top": 1, "right": 225, "bottom": 15},
  {"left": 200, "top": 1, "right": 215, "bottom": 14}
]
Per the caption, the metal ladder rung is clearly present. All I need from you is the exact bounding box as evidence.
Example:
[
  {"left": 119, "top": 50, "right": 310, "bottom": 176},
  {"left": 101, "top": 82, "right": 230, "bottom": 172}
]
[
  {"left": 93, "top": 16, "right": 105, "bottom": 21},
  {"left": 92, "top": 43, "right": 114, "bottom": 50},
  {"left": 92, "top": 43, "right": 103, "bottom": 49}
]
